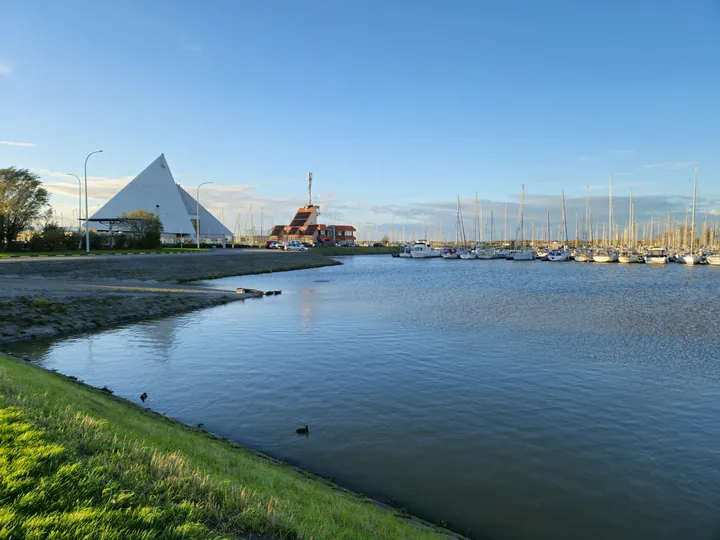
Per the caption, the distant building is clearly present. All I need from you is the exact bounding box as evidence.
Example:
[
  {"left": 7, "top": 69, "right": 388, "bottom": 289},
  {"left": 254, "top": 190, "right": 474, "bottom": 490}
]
[
  {"left": 88, "top": 154, "right": 232, "bottom": 244},
  {"left": 269, "top": 172, "right": 356, "bottom": 245}
]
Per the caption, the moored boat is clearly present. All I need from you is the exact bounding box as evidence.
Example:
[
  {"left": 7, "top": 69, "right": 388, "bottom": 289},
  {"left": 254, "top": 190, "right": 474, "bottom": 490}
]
[
  {"left": 574, "top": 249, "right": 592, "bottom": 262},
  {"left": 593, "top": 248, "right": 618, "bottom": 263},
  {"left": 409, "top": 240, "right": 441, "bottom": 258},
  {"left": 682, "top": 253, "right": 701, "bottom": 265},
  {"left": 645, "top": 247, "right": 669, "bottom": 264},
  {"left": 512, "top": 184, "right": 535, "bottom": 261},
  {"left": 707, "top": 254, "right": 720, "bottom": 266},
  {"left": 618, "top": 251, "right": 641, "bottom": 263},
  {"left": 547, "top": 248, "right": 571, "bottom": 261},
  {"left": 441, "top": 248, "right": 459, "bottom": 259}
]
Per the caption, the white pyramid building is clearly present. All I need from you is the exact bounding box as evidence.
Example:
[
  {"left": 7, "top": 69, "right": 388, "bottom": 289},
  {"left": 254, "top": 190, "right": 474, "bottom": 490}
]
[{"left": 89, "top": 154, "right": 232, "bottom": 241}]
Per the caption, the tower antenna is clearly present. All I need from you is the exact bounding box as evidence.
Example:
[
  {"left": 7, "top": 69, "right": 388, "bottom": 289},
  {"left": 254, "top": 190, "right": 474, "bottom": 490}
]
[{"left": 308, "top": 172, "right": 313, "bottom": 207}]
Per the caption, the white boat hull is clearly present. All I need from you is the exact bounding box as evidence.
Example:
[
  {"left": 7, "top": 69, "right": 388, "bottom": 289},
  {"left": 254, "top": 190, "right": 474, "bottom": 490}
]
[
  {"left": 398, "top": 252, "right": 412, "bottom": 258},
  {"left": 574, "top": 254, "right": 590, "bottom": 262},
  {"left": 459, "top": 252, "right": 477, "bottom": 260},
  {"left": 618, "top": 255, "right": 640, "bottom": 263},
  {"left": 410, "top": 251, "right": 441, "bottom": 258},
  {"left": 683, "top": 254, "right": 701, "bottom": 265},
  {"left": 593, "top": 254, "right": 618, "bottom": 263},
  {"left": 646, "top": 256, "right": 668, "bottom": 264},
  {"left": 441, "top": 252, "right": 459, "bottom": 259},
  {"left": 512, "top": 251, "right": 535, "bottom": 261},
  {"left": 548, "top": 251, "right": 570, "bottom": 262},
  {"left": 707, "top": 255, "right": 720, "bottom": 266}
]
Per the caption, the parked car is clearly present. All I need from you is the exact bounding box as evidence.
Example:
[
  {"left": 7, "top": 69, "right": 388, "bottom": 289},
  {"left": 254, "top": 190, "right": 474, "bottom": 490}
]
[
  {"left": 284, "top": 240, "right": 306, "bottom": 251},
  {"left": 265, "top": 241, "right": 278, "bottom": 249},
  {"left": 373, "top": 243, "right": 383, "bottom": 247},
  {"left": 302, "top": 242, "right": 313, "bottom": 249}
]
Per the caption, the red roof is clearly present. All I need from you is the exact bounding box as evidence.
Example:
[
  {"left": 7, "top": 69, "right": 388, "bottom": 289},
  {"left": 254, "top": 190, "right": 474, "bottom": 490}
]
[{"left": 334, "top": 225, "right": 356, "bottom": 232}]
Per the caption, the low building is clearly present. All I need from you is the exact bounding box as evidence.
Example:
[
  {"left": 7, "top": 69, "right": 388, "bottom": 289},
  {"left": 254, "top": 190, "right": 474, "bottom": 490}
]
[{"left": 327, "top": 225, "right": 357, "bottom": 245}]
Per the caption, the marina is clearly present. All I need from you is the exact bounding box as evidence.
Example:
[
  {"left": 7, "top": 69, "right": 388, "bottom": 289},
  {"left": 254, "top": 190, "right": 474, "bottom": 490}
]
[{"left": 390, "top": 170, "right": 720, "bottom": 267}]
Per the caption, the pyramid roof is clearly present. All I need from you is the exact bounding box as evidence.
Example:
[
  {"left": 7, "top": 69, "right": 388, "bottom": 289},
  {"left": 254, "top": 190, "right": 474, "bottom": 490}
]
[
  {"left": 89, "top": 154, "right": 231, "bottom": 238},
  {"left": 176, "top": 184, "right": 232, "bottom": 236}
]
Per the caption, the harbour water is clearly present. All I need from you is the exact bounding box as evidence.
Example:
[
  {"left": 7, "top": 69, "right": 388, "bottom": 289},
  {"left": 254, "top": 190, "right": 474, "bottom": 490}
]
[{"left": 9, "top": 256, "right": 720, "bottom": 539}]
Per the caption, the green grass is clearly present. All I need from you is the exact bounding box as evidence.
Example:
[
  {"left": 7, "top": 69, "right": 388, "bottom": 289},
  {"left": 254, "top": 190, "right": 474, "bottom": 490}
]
[
  {"left": 314, "top": 246, "right": 399, "bottom": 256},
  {"left": 0, "top": 355, "right": 455, "bottom": 540},
  {"left": 0, "top": 248, "right": 208, "bottom": 258}
]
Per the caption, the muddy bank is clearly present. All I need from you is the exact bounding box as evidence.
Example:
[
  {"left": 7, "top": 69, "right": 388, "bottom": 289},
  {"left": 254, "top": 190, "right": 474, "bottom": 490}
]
[
  {"left": 0, "top": 289, "right": 250, "bottom": 345},
  {"left": 0, "top": 251, "right": 341, "bottom": 345}
]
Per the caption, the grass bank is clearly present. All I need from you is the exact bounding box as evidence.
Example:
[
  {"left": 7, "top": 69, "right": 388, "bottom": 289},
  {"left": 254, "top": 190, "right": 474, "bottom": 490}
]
[
  {"left": 0, "top": 355, "right": 456, "bottom": 540},
  {"left": 0, "top": 248, "right": 208, "bottom": 258},
  {"left": 314, "top": 246, "right": 399, "bottom": 256}
]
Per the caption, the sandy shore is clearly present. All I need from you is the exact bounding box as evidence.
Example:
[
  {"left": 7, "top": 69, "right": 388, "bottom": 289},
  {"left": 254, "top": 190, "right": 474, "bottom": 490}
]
[{"left": 0, "top": 250, "right": 340, "bottom": 344}]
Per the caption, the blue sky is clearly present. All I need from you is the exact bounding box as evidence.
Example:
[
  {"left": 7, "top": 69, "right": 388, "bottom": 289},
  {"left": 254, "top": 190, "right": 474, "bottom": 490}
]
[{"left": 1, "top": 0, "right": 719, "bottom": 239}]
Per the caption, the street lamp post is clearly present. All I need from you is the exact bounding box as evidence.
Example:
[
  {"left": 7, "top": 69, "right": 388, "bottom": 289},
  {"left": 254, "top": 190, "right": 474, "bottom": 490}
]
[
  {"left": 84, "top": 150, "right": 103, "bottom": 253},
  {"left": 196, "top": 182, "right": 213, "bottom": 249},
  {"left": 66, "top": 173, "right": 83, "bottom": 249}
]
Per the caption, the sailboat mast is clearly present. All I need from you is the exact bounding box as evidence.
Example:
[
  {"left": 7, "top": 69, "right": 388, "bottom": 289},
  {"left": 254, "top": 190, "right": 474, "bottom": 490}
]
[
  {"left": 479, "top": 205, "right": 483, "bottom": 244},
  {"left": 475, "top": 193, "right": 479, "bottom": 243},
  {"left": 520, "top": 184, "right": 525, "bottom": 247},
  {"left": 575, "top": 211, "right": 579, "bottom": 247},
  {"left": 504, "top": 205, "right": 507, "bottom": 245},
  {"left": 455, "top": 197, "right": 459, "bottom": 247},
  {"left": 546, "top": 210, "right": 550, "bottom": 243},
  {"left": 584, "top": 185, "right": 589, "bottom": 243},
  {"left": 561, "top": 191, "right": 569, "bottom": 245},
  {"left": 608, "top": 175, "right": 613, "bottom": 246},
  {"left": 690, "top": 167, "right": 697, "bottom": 252},
  {"left": 629, "top": 189, "right": 633, "bottom": 247}
]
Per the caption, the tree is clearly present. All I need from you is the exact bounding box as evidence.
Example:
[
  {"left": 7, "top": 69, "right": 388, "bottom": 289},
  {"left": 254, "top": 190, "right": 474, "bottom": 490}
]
[
  {"left": 381, "top": 235, "right": 390, "bottom": 245},
  {"left": 0, "top": 167, "right": 50, "bottom": 250},
  {"left": 120, "top": 209, "right": 164, "bottom": 249}
]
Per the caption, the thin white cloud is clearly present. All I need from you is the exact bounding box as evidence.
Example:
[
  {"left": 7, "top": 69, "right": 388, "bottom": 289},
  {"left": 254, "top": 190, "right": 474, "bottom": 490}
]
[
  {"left": 640, "top": 161, "right": 697, "bottom": 170},
  {"left": 0, "top": 59, "right": 12, "bottom": 77},
  {"left": 0, "top": 140, "right": 34, "bottom": 147}
]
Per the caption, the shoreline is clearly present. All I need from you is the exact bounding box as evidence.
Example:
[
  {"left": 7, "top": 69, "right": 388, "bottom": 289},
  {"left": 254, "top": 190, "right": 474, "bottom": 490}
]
[
  {"left": 0, "top": 352, "right": 461, "bottom": 539},
  {"left": 1, "top": 251, "right": 466, "bottom": 538},
  {"left": 0, "top": 251, "right": 341, "bottom": 345}
]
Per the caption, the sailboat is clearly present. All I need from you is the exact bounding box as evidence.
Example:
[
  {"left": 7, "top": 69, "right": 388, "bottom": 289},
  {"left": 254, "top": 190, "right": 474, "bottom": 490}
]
[
  {"left": 682, "top": 167, "right": 701, "bottom": 265},
  {"left": 547, "top": 192, "right": 571, "bottom": 261},
  {"left": 706, "top": 253, "right": 720, "bottom": 266},
  {"left": 442, "top": 198, "right": 461, "bottom": 259},
  {"left": 513, "top": 184, "right": 535, "bottom": 260},
  {"left": 618, "top": 188, "right": 640, "bottom": 263},
  {"left": 575, "top": 186, "right": 592, "bottom": 262},
  {"left": 594, "top": 175, "right": 619, "bottom": 262},
  {"left": 458, "top": 197, "right": 476, "bottom": 259}
]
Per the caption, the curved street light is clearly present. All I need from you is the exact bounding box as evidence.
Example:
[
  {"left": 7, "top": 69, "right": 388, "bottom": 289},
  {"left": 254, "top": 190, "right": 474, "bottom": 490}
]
[
  {"left": 84, "top": 150, "right": 103, "bottom": 253},
  {"left": 66, "top": 173, "right": 83, "bottom": 249},
  {"left": 196, "top": 182, "right": 213, "bottom": 248}
]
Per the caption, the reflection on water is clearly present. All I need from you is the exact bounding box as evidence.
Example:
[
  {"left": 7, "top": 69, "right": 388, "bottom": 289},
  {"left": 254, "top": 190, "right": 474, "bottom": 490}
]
[{"left": 10, "top": 257, "right": 720, "bottom": 540}]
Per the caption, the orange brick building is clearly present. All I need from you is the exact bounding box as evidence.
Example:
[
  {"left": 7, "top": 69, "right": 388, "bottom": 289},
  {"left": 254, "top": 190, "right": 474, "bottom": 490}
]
[{"left": 269, "top": 205, "right": 356, "bottom": 245}]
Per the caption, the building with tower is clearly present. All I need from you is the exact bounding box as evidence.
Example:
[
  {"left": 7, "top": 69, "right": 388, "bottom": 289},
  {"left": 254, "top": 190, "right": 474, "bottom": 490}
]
[{"left": 268, "top": 173, "right": 356, "bottom": 245}]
